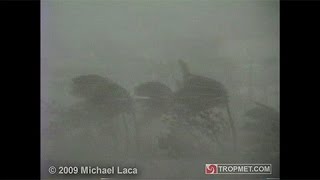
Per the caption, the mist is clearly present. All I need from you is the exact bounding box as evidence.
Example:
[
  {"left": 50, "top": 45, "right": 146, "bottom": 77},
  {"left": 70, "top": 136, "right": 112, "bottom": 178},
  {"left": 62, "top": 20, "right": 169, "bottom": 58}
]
[{"left": 41, "top": 0, "right": 279, "bottom": 179}]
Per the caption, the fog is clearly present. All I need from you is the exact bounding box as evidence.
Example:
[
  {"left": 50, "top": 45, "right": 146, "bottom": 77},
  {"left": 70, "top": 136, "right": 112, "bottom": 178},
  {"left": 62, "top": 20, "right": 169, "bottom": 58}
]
[{"left": 41, "top": 0, "right": 279, "bottom": 179}]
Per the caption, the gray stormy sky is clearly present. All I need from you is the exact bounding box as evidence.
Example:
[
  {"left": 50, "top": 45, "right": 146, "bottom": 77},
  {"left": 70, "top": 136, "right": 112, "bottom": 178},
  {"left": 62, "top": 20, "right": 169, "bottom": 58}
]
[{"left": 41, "top": 0, "right": 279, "bottom": 110}]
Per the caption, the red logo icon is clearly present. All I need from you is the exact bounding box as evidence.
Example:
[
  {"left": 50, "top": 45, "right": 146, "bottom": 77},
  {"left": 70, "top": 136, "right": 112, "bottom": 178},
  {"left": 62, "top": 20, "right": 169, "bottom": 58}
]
[{"left": 205, "top": 164, "right": 218, "bottom": 174}]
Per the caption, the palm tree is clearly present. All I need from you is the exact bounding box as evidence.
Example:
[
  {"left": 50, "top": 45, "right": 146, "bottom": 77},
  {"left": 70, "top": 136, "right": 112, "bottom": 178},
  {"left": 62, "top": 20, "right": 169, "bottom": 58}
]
[
  {"left": 133, "top": 81, "right": 174, "bottom": 156},
  {"left": 70, "top": 74, "right": 137, "bottom": 158},
  {"left": 174, "top": 60, "right": 237, "bottom": 151},
  {"left": 245, "top": 101, "right": 279, "bottom": 122},
  {"left": 134, "top": 81, "right": 174, "bottom": 118},
  {"left": 244, "top": 101, "right": 279, "bottom": 154}
]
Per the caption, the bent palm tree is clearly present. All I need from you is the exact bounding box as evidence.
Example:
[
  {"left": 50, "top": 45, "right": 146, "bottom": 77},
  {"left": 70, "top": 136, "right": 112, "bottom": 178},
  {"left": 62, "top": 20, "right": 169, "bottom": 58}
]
[
  {"left": 134, "top": 81, "right": 174, "bottom": 117},
  {"left": 174, "top": 60, "right": 237, "bottom": 151},
  {"left": 133, "top": 81, "right": 174, "bottom": 155},
  {"left": 71, "top": 74, "right": 137, "bottom": 158}
]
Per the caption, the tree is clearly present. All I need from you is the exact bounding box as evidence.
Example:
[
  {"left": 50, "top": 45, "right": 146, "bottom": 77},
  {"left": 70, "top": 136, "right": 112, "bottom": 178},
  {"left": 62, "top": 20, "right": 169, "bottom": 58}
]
[{"left": 173, "top": 60, "right": 237, "bottom": 151}]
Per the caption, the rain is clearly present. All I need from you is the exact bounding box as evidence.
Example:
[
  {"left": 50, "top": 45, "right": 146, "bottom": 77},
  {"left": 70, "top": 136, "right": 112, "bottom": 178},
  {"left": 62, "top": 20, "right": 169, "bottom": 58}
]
[{"left": 41, "top": 0, "right": 279, "bottom": 179}]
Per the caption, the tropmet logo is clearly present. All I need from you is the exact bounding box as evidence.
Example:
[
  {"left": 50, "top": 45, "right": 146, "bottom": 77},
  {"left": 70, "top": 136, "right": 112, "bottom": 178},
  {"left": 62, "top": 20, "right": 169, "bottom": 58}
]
[{"left": 205, "top": 164, "right": 218, "bottom": 174}]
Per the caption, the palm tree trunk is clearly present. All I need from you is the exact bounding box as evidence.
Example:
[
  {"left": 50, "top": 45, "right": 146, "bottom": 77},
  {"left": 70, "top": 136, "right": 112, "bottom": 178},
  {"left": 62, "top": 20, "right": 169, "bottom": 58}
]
[
  {"left": 226, "top": 103, "right": 237, "bottom": 152},
  {"left": 120, "top": 114, "right": 129, "bottom": 159}
]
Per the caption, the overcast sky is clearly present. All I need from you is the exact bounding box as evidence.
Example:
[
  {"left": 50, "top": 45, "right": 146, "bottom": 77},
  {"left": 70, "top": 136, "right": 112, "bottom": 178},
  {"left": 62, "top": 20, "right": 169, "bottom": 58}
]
[{"left": 41, "top": 0, "right": 279, "bottom": 110}]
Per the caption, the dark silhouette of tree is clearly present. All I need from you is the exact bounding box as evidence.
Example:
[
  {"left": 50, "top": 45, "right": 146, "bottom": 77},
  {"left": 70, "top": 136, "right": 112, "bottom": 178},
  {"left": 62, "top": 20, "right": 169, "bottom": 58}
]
[
  {"left": 71, "top": 74, "right": 133, "bottom": 118},
  {"left": 173, "top": 60, "right": 237, "bottom": 151},
  {"left": 134, "top": 81, "right": 174, "bottom": 119},
  {"left": 245, "top": 101, "right": 279, "bottom": 122},
  {"left": 243, "top": 102, "right": 279, "bottom": 155},
  {"left": 51, "top": 74, "right": 137, "bottom": 160}
]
